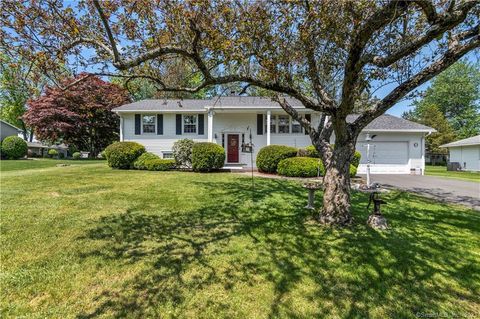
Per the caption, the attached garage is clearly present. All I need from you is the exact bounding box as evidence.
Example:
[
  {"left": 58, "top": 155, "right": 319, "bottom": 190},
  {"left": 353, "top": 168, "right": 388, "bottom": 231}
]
[{"left": 347, "top": 114, "right": 435, "bottom": 175}]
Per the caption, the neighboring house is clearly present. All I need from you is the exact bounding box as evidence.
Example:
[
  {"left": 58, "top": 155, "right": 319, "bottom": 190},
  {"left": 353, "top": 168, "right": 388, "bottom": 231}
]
[
  {"left": 27, "top": 142, "right": 69, "bottom": 158},
  {"left": 441, "top": 135, "right": 480, "bottom": 172},
  {"left": 0, "top": 119, "right": 22, "bottom": 141},
  {"left": 113, "top": 96, "right": 434, "bottom": 174}
]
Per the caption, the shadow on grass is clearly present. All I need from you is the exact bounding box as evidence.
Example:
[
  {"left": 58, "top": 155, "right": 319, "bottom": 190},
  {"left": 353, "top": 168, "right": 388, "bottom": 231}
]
[{"left": 77, "top": 177, "right": 480, "bottom": 318}]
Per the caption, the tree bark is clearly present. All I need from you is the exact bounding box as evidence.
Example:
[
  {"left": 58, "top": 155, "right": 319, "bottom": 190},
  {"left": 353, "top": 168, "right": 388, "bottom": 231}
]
[{"left": 319, "top": 143, "right": 354, "bottom": 226}]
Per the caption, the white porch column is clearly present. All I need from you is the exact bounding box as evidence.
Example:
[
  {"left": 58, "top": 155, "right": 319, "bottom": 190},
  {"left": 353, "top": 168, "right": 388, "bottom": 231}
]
[
  {"left": 266, "top": 110, "right": 271, "bottom": 146},
  {"left": 421, "top": 134, "right": 426, "bottom": 175},
  {"left": 207, "top": 109, "right": 214, "bottom": 142},
  {"left": 119, "top": 116, "right": 124, "bottom": 141}
]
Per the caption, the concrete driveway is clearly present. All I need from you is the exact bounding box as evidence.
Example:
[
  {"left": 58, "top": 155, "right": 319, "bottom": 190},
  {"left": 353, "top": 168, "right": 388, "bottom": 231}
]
[{"left": 362, "top": 175, "right": 480, "bottom": 210}]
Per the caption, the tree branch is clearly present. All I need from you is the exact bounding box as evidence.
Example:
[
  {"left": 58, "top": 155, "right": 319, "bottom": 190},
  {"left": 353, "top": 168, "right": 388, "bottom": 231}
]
[
  {"left": 92, "top": 0, "right": 121, "bottom": 63},
  {"left": 364, "top": 1, "right": 476, "bottom": 68},
  {"left": 340, "top": 1, "right": 409, "bottom": 115},
  {"left": 412, "top": 0, "right": 438, "bottom": 24},
  {"left": 353, "top": 35, "right": 480, "bottom": 133}
]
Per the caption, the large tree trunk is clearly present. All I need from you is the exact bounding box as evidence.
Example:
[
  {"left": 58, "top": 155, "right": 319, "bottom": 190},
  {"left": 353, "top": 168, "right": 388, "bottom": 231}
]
[{"left": 319, "top": 143, "right": 354, "bottom": 226}]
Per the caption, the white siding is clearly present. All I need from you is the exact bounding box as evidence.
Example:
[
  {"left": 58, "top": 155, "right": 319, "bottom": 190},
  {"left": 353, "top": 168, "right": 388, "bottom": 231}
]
[
  {"left": 449, "top": 146, "right": 480, "bottom": 171},
  {"left": 123, "top": 113, "right": 208, "bottom": 156},
  {"left": 353, "top": 132, "right": 424, "bottom": 174}
]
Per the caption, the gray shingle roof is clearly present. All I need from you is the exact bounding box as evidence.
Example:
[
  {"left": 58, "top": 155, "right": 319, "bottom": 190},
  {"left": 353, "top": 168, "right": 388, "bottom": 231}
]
[
  {"left": 113, "top": 99, "right": 208, "bottom": 111},
  {"left": 347, "top": 114, "right": 435, "bottom": 131},
  {"left": 0, "top": 119, "right": 22, "bottom": 131},
  {"left": 440, "top": 135, "right": 480, "bottom": 148},
  {"left": 113, "top": 96, "right": 305, "bottom": 112}
]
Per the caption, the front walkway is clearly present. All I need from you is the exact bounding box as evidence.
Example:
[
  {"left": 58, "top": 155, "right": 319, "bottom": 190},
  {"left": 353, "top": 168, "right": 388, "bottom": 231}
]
[{"left": 365, "top": 174, "right": 480, "bottom": 210}]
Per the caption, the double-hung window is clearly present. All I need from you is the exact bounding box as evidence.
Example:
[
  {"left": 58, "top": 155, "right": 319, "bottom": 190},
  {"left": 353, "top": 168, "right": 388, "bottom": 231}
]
[
  {"left": 183, "top": 115, "right": 197, "bottom": 133},
  {"left": 265, "top": 115, "right": 277, "bottom": 133},
  {"left": 292, "top": 119, "right": 302, "bottom": 133},
  {"left": 278, "top": 115, "right": 290, "bottom": 133},
  {"left": 142, "top": 115, "right": 156, "bottom": 133}
]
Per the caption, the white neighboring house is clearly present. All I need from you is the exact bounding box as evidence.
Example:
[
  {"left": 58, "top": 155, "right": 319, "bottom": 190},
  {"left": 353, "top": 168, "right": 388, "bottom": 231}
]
[
  {"left": 441, "top": 135, "right": 480, "bottom": 172},
  {"left": 113, "top": 96, "right": 434, "bottom": 174},
  {"left": 0, "top": 119, "right": 22, "bottom": 141}
]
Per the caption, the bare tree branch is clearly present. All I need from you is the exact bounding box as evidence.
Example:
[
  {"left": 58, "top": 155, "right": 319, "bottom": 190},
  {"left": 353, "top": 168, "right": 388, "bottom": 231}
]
[
  {"left": 412, "top": 0, "right": 438, "bottom": 24},
  {"left": 341, "top": 1, "right": 409, "bottom": 114},
  {"left": 353, "top": 35, "right": 480, "bottom": 133},
  {"left": 92, "top": 0, "right": 121, "bottom": 63},
  {"left": 364, "top": 1, "right": 476, "bottom": 68}
]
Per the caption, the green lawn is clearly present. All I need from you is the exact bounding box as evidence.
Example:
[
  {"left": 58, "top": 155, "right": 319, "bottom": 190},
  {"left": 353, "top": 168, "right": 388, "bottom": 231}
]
[
  {"left": 1, "top": 162, "right": 479, "bottom": 318},
  {"left": 425, "top": 165, "right": 480, "bottom": 182},
  {"left": 0, "top": 158, "right": 105, "bottom": 172}
]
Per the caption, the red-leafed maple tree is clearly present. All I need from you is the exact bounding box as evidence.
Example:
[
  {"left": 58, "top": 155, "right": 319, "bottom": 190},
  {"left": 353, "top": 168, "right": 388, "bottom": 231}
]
[
  {"left": 3, "top": 0, "right": 479, "bottom": 225},
  {"left": 24, "top": 74, "right": 129, "bottom": 156}
]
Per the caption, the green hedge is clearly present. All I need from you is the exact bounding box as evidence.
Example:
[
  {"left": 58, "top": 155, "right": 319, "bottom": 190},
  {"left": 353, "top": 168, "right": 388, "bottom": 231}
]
[
  {"left": 256, "top": 145, "right": 297, "bottom": 173},
  {"left": 133, "top": 152, "right": 160, "bottom": 170},
  {"left": 351, "top": 151, "right": 361, "bottom": 168},
  {"left": 277, "top": 157, "right": 325, "bottom": 177},
  {"left": 72, "top": 152, "right": 81, "bottom": 160},
  {"left": 48, "top": 149, "right": 58, "bottom": 158},
  {"left": 349, "top": 164, "right": 358, "bottom": 178},
  {"left": 144, "top": 159, "right": 175, "bottom": 171},
  {"left": 1, "top": 136, "right": 28, "bottom": 159},
  {"left": 304, "top": 145, "right": 320, "bottom": 158},
  {"left": 192, "top": 142, "right": 225, "bottom": 172},
  {"left": 304, "top": 145, "right": 361, "bottom": 168},
  {"left": 104, "top": 142, "right": 145, "bottom": 169}
]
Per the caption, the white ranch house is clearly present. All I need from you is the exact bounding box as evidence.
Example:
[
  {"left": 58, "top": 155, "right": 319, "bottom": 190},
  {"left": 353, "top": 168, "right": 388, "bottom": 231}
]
[{"left": 113, "top": 96, "right": 434, "bottom": 174}]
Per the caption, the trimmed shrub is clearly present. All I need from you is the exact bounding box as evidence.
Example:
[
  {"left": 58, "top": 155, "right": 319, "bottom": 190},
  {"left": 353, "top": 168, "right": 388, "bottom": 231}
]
[
  {"left": 277, "top": 157, "right": 325, "bottom": 177},
  {"left": 172, "top": 139, "right": 195, "bottom": 168},
  {"left": 1, "top": 136, "right": 28, "bottom": 159},
  {"left": 191, "top": 142, "right": 225, "bottom": 172},
  {"left": 305, "top": 145, "right": 320, "bottom": 158},
  {"left": 48, "top": 149, "right": 58, "bottom": 158},
  {"left": 144, "top": 159, "right": 175, "bottom": 171},
  {"left": 134, "top": 152, "right": 160, "bottom": 170},
  {"left": 256, "top": 145, "right": 297, "bottom": 173},
  {"left": 104, "top": 141, "right": 145, "bottom": 169},
  {"left": 72, "top": 152, "right": 81, "bottom": 160},
  {"left": 351, "top": 151, "right": 361, "bottom": 168},
  {"left": 349, "top": 164, "right": 358, "bottom": 178}
]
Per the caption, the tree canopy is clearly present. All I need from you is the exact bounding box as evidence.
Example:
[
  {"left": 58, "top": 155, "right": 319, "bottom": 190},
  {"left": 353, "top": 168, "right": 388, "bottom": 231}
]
[
  {"left": 2, "top": 0, "right": 479, "bottom": 225},
  {"left": 405, "top": 61, "right": 480, "bottom": 139},
  {"left": 23, "top": 74, "right": 130, "bottom": 156}
]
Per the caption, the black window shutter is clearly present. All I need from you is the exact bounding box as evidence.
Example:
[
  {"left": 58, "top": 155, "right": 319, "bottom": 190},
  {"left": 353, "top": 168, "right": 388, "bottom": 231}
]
[
  {"left": 157, "top": 114, "right": 163, "bottom": 135},
  {"left": 305, "top": 114, "right": 311, "bottom": 135},
  {"left": 134, "top": 114, "right": 141, "bottom": 135},
  {"left": 176, "top": 114, "right": 182, "bottom": 135},
  {"left": 257, "top": 114, "right": 263, "bottom": 135},
  {"left": 198, "top": 114, "right": 204, "bottom": 135}
]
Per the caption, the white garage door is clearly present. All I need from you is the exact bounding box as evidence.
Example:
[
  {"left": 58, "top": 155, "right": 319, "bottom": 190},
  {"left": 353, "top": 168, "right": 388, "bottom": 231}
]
[{"left": 356, "top": 141, "right": 409, "bottom": 165}]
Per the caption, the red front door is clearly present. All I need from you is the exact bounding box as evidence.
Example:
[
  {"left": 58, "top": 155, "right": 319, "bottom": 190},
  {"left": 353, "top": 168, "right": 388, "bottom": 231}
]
[{"left": 227, "top": 134, "right": 239, "bottom": 163}]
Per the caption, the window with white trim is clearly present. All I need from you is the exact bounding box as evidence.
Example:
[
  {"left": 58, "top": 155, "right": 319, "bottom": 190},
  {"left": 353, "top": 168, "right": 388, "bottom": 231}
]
[
  {"left": 183, "top": 115, "right": 197, "bottom": 133},
  {"left": 142, "top": 115, "right": 156, "bottom": 133},
  {"left": 265, "top": 115, "right": 277, "bottom": 133},
  {"left": 278, "top": 115, "right": 290, "bottom": 133},
  {"left": 292, "top": 119, "right": 302, "bottom": 133}
]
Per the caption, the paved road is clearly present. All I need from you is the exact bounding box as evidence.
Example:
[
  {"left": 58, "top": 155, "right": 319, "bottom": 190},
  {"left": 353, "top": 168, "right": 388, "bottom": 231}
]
[{"left": 362, "top": 175, "right": 480, "bottom": 210}]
